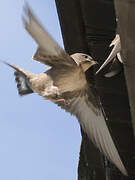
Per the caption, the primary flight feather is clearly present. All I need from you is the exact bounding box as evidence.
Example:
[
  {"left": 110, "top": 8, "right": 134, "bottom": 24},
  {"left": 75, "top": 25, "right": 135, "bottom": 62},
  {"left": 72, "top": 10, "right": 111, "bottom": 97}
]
[
  {"left": 2, "top": 6, "right": 127, "bottom": 176},
  {"left": 96, "top": 34, "right": 122, "bottom": 75}
]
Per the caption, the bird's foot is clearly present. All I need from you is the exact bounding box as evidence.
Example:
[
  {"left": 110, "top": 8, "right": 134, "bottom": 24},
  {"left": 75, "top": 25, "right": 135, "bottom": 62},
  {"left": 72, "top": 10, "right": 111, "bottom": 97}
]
[{"left": 53, "top": 98, "right": 70, "bottom": 105}]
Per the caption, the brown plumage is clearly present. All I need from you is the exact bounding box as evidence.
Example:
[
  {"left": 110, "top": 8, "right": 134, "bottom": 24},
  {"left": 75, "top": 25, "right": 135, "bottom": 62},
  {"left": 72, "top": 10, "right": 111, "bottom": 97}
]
[{"left": 1, "top": 7, "right": 127, "bottom": 175}]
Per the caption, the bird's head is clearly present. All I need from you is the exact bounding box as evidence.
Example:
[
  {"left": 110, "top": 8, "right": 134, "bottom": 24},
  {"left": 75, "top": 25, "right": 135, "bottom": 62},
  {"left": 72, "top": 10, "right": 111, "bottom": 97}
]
[{"left": 71, "top": 53, "right": 97, "bottom": 72}]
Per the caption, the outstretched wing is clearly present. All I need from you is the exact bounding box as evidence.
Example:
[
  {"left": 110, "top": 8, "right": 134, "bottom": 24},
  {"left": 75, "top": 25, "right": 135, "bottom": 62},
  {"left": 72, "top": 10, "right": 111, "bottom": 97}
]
[
  {"left": 23, "top": 6, "right": 76, "bottom": 67},
  {"left": 96, "top": 34, "right": 121, "bottom": 74},
  {"left": 68, "top": 89, "right": 127, "bottom": 176}
]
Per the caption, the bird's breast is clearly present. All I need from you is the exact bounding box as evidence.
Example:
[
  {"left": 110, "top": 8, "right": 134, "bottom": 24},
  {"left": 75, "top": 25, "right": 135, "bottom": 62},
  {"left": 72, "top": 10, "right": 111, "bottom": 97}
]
[{"left": 54, "top": 69, "right": 87, "bottom": 94}]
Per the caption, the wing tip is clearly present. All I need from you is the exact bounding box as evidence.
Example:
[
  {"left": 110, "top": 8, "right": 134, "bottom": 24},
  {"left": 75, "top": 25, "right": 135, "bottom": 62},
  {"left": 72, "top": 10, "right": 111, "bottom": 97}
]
[
  {"left": 22, "top": 3, "right": 36, "bottom": 28},
  {"left": 119, "top": 165, "right": 128, "bottom": 176}
]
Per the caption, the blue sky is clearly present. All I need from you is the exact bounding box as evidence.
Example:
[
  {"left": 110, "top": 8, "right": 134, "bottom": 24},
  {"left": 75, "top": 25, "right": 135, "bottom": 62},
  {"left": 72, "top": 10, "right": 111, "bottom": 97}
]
[{"left": 0, "top": 1, "right": 81, "bottom": 179}]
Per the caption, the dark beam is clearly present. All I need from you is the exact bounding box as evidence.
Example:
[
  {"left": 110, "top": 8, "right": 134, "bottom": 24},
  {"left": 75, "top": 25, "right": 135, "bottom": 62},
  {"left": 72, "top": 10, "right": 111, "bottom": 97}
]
[{"left": 55, "top": 0, "right": 135, "bottom": 179}]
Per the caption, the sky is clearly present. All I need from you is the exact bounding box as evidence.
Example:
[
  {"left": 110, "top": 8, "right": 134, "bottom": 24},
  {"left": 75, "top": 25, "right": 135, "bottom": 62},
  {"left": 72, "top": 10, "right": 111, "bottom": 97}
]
[{"left": 0, "top": 1, "right": 81, "bottom": 179}]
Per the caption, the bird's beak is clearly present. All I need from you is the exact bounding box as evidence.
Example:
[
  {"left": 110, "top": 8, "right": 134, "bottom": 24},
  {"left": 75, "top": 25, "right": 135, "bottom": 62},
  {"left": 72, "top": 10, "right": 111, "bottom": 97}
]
[
  {"left": 81, "top": 60, "right": 97, "bottom": 72},
  {"left": 88, "top": 60, "right": 98, "bottom": 67},
  {"left": 91, "top": 60, "right": 98, "bottom": 65}
]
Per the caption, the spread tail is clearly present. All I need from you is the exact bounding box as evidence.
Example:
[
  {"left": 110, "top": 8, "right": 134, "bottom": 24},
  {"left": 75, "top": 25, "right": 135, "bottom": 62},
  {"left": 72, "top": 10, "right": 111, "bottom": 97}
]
[
  {"left": 1, "top": 60, "right": 34, "bottom": 96},
  {"left": 14, "top": 71, "right": 33, "bottom": 96}
]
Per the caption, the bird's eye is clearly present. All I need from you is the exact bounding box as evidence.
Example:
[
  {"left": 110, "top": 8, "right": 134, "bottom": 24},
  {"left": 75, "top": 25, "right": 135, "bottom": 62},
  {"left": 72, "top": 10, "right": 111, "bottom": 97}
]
[{"left": 84, "top": 55, "right": 89, "bottom": 59}]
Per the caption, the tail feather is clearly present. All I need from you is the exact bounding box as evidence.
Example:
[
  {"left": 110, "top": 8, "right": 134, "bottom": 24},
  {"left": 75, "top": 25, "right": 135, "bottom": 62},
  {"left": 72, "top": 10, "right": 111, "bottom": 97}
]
[
  {"left": 0, "top": 60, "right": 34, "bottom": 96},
  {"left": 14, "top": 71, "right": 33, "bottom": 96}
]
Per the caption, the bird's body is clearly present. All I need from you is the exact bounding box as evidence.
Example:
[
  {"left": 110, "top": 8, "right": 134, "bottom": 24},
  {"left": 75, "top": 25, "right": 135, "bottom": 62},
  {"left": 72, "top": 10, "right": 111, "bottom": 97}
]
[
  {"left": 13, "top": 55, "right": 89, "bottom": 103},
  {"left": 2, "top": 6, "right": 127, "bottom": 176}
]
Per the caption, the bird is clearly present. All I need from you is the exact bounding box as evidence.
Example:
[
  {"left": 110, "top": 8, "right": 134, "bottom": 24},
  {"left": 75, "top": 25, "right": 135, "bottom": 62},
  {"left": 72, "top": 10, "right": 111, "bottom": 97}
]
[
  {"left": 96, "top": 34, "right": 123, "bottom": 77},
  {"left": 1, "top": 6, "right": 127, "bottom": 176}
]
